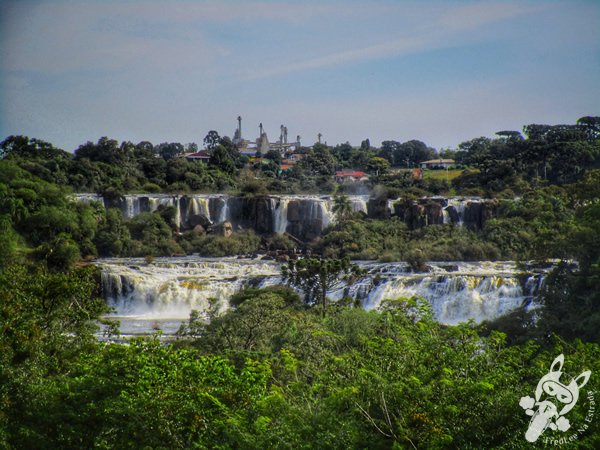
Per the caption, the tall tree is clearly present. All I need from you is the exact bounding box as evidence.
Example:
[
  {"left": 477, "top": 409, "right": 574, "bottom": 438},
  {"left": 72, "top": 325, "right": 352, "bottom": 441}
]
[
  {"left": 155, "top": 142, "right": 184, "bottom": 160},
  {"left": 379, "top": 140, "right": 400, "bottom": 165},
  {"left": 282, "top": 257, "right": 363, "bottom": 316},
  {"left": 367, "top": 156, "right": 390, "bottom": 175},
  {"left": 577, "top": 116, "right": 600, "bottom": 141},
  {"left": 301, "top": 144, "right": 336, "bottom": 175},
  {"left": 203, "top": 130, "right": 221, "bottom": 150},
  {"left": 332, "top": 194, "right": 353, "bottom": 222},
  {"left": 209, "top": 144, "right": 235, "bottom": 174}
]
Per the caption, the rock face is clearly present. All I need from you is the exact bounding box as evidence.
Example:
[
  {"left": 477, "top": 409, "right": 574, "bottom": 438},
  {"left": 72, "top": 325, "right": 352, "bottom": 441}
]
[
  {"left": 425, "top": 202, "right": 444, "bottom": 225},
  {"left": 189, "top": 214, "right": 212, "bottom": 229},
  {"left": 392, "top": 197, "right": 497, "bottom": 229},
  {"left": 227, "top": 197, "right": 274, "bottom": 234},
  {"left": 463, "top": 199, "right": 499, "bottom": 229},
  {"left": 446, "top": 206, "right": 460, "bottom": 224},
  {"left": 211, "top": 221, "right": 233, "bottom": 237},
  {"left": 286, "top": 199, "right": 332, "bottom": 241},
  {"left": 367, "top": 197, "right": 391, "bottom": 219}
]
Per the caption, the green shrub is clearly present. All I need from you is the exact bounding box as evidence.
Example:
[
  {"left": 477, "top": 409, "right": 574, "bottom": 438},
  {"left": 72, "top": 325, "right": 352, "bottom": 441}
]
[{"left": 142, "top": 182, "right": 162, "bottom": 193}]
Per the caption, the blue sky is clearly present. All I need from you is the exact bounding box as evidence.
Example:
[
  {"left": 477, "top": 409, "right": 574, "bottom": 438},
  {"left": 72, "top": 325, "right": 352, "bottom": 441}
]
[{"left": 1, "top": 0, "right": 599, "bottom": 152}]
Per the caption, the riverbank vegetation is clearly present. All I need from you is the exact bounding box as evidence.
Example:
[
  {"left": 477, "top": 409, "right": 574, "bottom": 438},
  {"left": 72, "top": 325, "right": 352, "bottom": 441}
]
[
  {"left": 1, "top": 117, "right": 598, "bottom": 267},
  {"left": 1, "top": 264, "right": 598, "bottom": 448},
  {"left": 1, "top": 117, "right": 599, "bottom": 447}
]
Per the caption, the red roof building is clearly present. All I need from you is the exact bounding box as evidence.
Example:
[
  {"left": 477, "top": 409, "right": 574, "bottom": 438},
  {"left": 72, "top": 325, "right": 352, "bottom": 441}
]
[
  {"left": 184, "top": 151, "right": 211, "bottom": 162},
  {"left": 335, "top": 170, "right": 369, "bottom": 183}
]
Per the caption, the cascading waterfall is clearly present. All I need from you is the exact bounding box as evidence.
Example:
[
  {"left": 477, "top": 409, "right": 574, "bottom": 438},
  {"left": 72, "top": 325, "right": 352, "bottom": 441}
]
[
  {"left": 273, "top": 197, "right": 290, "bottom": 234},
  {"left": 73, "top": 193, "right": 494, "bottom": 235},
  {"left": 188, "top": 196, "right": 210, "bottom": 218},
  {"left": 97, "top": 257, "right": 548, "bottom": 335},
  {"left": 216, "top": 196, "right": 229, "bottom": 223},
  {"left": 445, "top": 198, "right": 469, "bottom": 225},
  {"left": 349, "top": 195, "right": 369, "bottom": 214},
  {"left": 123, "top": 195, "right": 139, "bottom": 219},
  {"left": 98, "top": 257, "right": 281, "bottom": 335},
  {"left": 74, "top": 193, "right": 104, "bottom": 204},
  {"left": 316, "top": 197, "right": 334, "bottom": 228}
]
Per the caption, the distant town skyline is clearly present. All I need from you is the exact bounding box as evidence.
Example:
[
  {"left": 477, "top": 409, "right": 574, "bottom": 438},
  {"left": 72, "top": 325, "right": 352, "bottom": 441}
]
[{"left": 1, "top": 0, "right": 599, "bottom": 152}]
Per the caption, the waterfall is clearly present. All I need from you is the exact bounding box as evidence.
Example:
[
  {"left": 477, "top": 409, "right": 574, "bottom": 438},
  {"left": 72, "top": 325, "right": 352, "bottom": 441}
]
[
  {"left": 98, "top": 257, "right": 281, "bottom": 335},
  {"left": 364, "top": 274, "right": 524, "bottom": 324},
  {"left": 97, "top": 258, "right": 549, "bottom": 335},
  {"left": 349, "top": 195, "right": 369, "bottom": 214},
  {"left": 442, "top": 205, "right": 450, "bottom": 224},
  {"left": 72, "top": 193, "right": 104, "bottom": 205},
  {"left": 123, "top": 195, "right": 139, "bottom": 219},
  {"left": 218, "top": 197, "right": 230, "bottom": 223},
  {"left": 74, "top": 194, "right": 495, "bottom": 236},
  {"left": 273, "top": 198, "right": 290, "bottom": 234},
  {"left": 445, "top": 198, "right": 473, "bottom": 225},
  {"left": 387, "top": 198, "right": 396, "bottom": 212},
  {"left": 318, "top": 197, "right": 334, "bottom": 228}
]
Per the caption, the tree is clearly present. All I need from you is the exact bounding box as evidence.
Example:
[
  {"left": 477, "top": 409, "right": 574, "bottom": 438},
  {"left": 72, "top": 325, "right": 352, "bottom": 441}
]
[
  {"left": 577, "top": 116, "right": 600, "bottom": 141},
  {"left": 301, "top": 144, "right": 336, "bottom": 176},
  {"left": 281, "top": 257, "right": 363, "bottom": 316},
  {"left": 94, "top": 208, "right": 132, "bottom": 256},
  {"left": 155, "top": 142, "right": 184, "bottom": 160},
  {"left": 0, "top": 135, "right": 69, "bottom": 160},
  {"left": 264, "top": 149, "right": 282, "bottom": 165},
  {"left": 495, "top": 130, "right": 523, "bottom": 141},
  {"left": 209, "top": 144, "right": 236, "bottom": 174},
  {"left": 379, "top": 140, "right": 400, "bottom": 165},
  {"left": 332, "top": 142, "right": 354, "bottom": 166},
  {"left": 332, "top": 194, "right": 353, "bottom": 222},
  {"left": 203, "top": 130, "right": 221, "bottom": 150},
  {"left": 456, "top": 137, "right": 492, "bottom": 166},
  {"left": 522, "top": 123, "right": 598, "bottom": 182},
  {"left": 185, "top": 142, "right": 199, "bottom": 153},
  {"left": 135, "top": 140, "right": 155, "bottom": 157},
  {"left": 367, "top": 156, "right": 390, "bottom": 175},
  {"left": 179, "top": 292, "right": 295, "bottom": 352},
  {"left": 75, "top": 137, "right": 125, "bottom": 165}
]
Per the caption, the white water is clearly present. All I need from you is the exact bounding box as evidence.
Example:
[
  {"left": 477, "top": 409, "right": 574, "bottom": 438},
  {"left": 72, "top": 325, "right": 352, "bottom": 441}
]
[
  {"left": 73, "top": 194, "right": 492, "bottom": 237},
  {"left": 97, "top": 257, "right": 546, "bottom": 336},
  {"left": 273, "top": 197, "right": 289, "bottom": 234}
]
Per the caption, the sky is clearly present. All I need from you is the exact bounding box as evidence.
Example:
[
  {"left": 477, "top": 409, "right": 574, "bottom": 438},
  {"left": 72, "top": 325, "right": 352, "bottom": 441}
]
[{"left": 1, "top": 0, "right": 599, "bottom": 152}]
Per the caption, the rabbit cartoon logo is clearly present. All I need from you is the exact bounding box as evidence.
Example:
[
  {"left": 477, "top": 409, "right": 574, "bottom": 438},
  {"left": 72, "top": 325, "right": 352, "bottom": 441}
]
[{"left": 519, "top": 354, "right": 591, "bottom": 443}]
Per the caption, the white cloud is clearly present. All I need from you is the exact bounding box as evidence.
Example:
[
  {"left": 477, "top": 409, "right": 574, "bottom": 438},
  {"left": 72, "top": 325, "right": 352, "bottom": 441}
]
[{"left": 240, "top": 1, "right": 548, "bottom": 80}]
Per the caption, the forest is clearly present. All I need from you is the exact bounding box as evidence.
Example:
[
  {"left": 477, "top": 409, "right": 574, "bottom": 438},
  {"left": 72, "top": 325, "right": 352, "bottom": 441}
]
[{"left": 1, "top": 117, "right": 599, "bottom": 448}]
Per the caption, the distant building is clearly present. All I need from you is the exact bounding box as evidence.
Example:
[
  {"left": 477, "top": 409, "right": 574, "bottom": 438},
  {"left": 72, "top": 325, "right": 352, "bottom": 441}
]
[
  {"left": 232, "top": 116, "right": 301, "bottom": 155},
  {"left": 420, "top": 159, "right": 455, "bottom": 169},
  {"left": 184, "top": 151, "right": 211, "bottom": 163},
  {"left": 286, "top": 153, "right": 305, "bottom": 162},
  {"left": 335, "top": 169, "right": 369, "bottom": 183},
  {"left": 240, "top": 149, "right": 259, "bottom": 158}
]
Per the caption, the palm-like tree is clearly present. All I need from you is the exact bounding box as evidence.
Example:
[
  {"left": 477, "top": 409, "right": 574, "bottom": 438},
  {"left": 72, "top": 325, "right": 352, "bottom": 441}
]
[{"left": 332, "top": 194, "right": 353, "bottom": 222}]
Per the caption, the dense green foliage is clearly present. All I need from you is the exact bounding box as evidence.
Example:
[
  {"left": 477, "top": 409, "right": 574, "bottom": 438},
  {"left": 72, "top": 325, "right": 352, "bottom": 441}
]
[
  {"left": 1, "top": 117, "right": 599, "bottom": 447},
  {"left": 2, "top": 271, "right": 599, "bottom": 448},
  {"left": 1, "top": 116, "right": 598, "bottom": 266},
  {"left": 3, "top": 116, "right": 598, "bottom": 197}
]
